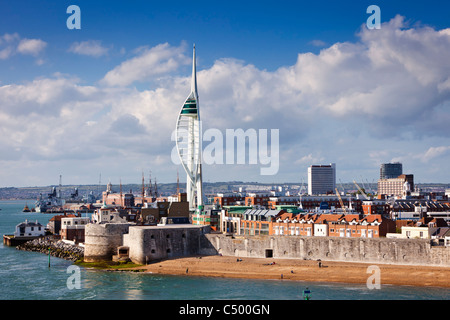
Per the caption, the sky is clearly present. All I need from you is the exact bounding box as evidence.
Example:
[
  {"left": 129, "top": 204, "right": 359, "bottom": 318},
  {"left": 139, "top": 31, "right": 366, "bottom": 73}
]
[{"left": 1, "top": 0, "right": 450, "bottom": 188}]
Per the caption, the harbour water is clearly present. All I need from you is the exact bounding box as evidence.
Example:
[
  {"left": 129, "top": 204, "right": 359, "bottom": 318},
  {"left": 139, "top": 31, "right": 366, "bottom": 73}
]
[{"left": 1, "top": 200, "right": 449, "bottom": 300}]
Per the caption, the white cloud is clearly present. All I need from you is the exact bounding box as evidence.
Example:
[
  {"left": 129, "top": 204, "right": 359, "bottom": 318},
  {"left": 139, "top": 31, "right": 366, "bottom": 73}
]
[
  {"left": 0, "top": 33, "right": 46, "bottom": 61},
  {"left": 0, "top": 33, "right": 19, "bottom": 59},
  {"left": 421, "top": 146, "right": 450, "bottom": 163},
  {"left": 2, "top": 16, "right": 450, "bottom": 186},
  {"left": 0, "top": 46, "right": 14, "bottom": 60},
  {"left": 0, "top": 33, "right": 20, "bottom": 43},
  {"left": 101, "top": 42, "right": 190, "bottom": 87},
  {"left": 309, "top": 39, "right": 327, "bottom": 47},
  {"left": 68, "top": 40, "right": 109, "bottom": 57},
  {"left": 17, "top": 38, "right": 47, "bottom": 56},
  {"left": 295, "top": 154, "right": 325, "bottom": 165}
]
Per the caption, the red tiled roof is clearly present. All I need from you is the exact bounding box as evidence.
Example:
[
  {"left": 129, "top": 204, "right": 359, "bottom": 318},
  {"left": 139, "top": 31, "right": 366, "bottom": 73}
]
[
  {"left": 363, "top": 214, "right": 383, "bottom": 223},
  {"left": 340, "top": 214, "right": 362, "bottom": 222}
]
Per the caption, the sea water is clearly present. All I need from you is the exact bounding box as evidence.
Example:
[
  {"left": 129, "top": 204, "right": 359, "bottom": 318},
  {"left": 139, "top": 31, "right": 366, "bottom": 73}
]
[{"left": 1, "top": 200, "right": 449, "bottom": 300}]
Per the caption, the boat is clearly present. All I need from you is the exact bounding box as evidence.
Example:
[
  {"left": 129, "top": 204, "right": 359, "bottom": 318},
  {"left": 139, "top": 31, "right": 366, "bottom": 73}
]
[
  {"left": 35, "top": 187, "right": 64, "bottom": 213},
  {"left": 22, "top": 204, "right": 31, "bottom": 212}
]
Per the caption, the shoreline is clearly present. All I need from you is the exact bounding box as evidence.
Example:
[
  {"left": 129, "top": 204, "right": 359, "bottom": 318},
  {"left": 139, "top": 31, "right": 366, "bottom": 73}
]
[{"left": 124, "top": 255, "right": 450, "bottom": 289}]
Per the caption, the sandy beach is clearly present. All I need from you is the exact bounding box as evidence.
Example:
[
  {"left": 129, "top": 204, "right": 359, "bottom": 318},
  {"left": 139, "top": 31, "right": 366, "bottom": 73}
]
[{"left": 127, "top": 255, "right": 450, "bottom": 288}]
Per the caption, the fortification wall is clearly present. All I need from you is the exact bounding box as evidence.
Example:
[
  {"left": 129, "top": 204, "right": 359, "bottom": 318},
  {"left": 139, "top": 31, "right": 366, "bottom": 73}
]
[
  {"left": 83, "top": 223, "right": 450, "bottom": 267},
  {"left": 84, "top": 223, "right": 130, "bottom": 262},
  {"left": 203, "top": 234, "right": 450, "bottom": 267},
  {"left": 123, "top": 225, "right": 211, "bottom": 264}
]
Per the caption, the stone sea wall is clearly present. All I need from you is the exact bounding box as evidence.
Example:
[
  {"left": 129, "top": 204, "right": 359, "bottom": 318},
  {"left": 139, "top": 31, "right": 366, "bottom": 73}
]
[
  {"left": 16, "top": 237, "right": 84, "bottom": 261},
  {"left": 202, "top": 234, "right": 450, "bottom": 267},
  {"left": 82, "top": 222, "right": 450, "bottom": 267}
]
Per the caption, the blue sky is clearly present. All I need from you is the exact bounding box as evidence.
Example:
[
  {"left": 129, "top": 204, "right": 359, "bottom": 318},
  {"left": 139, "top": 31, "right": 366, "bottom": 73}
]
[{"left": 1, "top": 1, "right": 450, "bottom": 187}]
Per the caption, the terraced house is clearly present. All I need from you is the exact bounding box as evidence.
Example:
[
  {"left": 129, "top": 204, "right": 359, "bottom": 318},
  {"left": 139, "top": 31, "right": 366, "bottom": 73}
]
[{"left": 240, "top": 210, "right": 396, "bottom": 238}]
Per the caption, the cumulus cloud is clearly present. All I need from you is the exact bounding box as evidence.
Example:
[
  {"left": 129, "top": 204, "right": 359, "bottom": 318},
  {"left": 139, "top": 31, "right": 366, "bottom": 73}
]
[
  {"left": 421, "top": 146, "right": 450, "bottom": 162},
  {"left": 2, "top": 15, "right": 450, "bottom": 185},
  {"left": 101, "top": 42, "right": 190, "bottom": 87},
  {"left": 68, "top": 40, "right": 109, "bottom": 57},
  {"left": 0, "top": 33, "right": 47, "bottom": 61},
  {"left": 17, "top": 38, "right": 47, "bottom": 56},
  {"left": 295, "top": 154, "right": 325, "bottom": 165}
]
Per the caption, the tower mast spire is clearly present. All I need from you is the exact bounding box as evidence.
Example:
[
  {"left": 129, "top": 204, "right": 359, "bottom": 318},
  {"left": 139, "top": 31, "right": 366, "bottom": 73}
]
[
  {"left": 175, "top": 43, "right": 203, "bottom": 211},
  {"left": 191, "top": 44, "right": 198, "bottom": 97}
]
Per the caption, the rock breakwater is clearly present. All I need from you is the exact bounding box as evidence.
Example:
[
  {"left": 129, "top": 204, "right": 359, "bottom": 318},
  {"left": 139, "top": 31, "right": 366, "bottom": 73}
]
[{"left": 16, "top": 237, "right": 84, "bottom": 261}]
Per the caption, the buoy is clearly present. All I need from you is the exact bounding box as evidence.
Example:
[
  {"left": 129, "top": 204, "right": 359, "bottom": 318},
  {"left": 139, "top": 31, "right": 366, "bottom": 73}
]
[{"left": 303, "top": 287, "right": 311, "bottom": 300}]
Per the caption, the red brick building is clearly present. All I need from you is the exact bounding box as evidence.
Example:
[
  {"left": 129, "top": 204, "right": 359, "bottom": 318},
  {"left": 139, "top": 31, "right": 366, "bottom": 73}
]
[
  {"left": 213, "top": 193, "right": 246, "bottom": 206},
  {"left": 240, "top": 211, "right": 396, "bottom": 238}
]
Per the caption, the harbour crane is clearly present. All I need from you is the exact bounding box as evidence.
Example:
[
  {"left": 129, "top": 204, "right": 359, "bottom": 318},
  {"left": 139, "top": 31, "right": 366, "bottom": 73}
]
[
  {"left": 335, "top": 188, "right": 347, "bottom": 214},
  {"left": 353, "top": 180, "right": 370, "bottom": 200},
  {"left": 339, "top": 179, "right": 346, "bottom": 195}
]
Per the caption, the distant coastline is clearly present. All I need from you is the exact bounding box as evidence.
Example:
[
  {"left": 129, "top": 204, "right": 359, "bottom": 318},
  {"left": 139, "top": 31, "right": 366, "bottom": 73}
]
[{"left": 1, "top": 182, "right": 450, "bottom": 200}]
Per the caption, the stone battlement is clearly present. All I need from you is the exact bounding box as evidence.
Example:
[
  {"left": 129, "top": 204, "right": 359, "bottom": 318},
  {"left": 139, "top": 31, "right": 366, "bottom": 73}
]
[
  {"left": 204, "top": 234, "right": 450, "bottom": 267},
  {"left": 83, "top": 222, "right": 450, "bottom": 267}
]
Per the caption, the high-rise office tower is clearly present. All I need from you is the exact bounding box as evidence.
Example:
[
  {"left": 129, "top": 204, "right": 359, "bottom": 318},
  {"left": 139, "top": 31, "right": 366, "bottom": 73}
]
[
  {"left": 380, "top": 162, "right": 403, "bottom": 179},
  {"left": 308, "top": 163, "right": 336, "bottom": 195},
  {"left": 175, "top": 44, "right": 203, "bottom": 211}
]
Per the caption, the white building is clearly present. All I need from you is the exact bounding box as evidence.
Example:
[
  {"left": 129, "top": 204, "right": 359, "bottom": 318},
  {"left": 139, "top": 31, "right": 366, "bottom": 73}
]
[
  {"left": 401, "top": 226, "right": 436, "bottom": 239},
  {"left": 61, "top": 217, "right": 90, "bottom": 229},
  {"left": 308, "top": 163, "right": 336, "bottom": 195},
  {"left": 92, "top": 207, "right": 127, "bottom": 224},
  {"left": 14, "top": 220, "right": 45, "bottom": 237},
  {"left": 220, "top": 209, "right": 241, "bottom": 235},
  {"left": 313, "top": 223, "right": 328, "bottom": 237},
  {"left": 61, "top": 217, "right": 90, "bottom": 242}
]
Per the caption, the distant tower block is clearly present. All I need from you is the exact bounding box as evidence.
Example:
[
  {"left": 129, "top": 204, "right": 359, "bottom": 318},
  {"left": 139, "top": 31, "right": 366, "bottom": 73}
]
[
  {"left": 175, "top": 44, "right": 203, "bottom": 211},
  {"left": 380, "top": 162, "right": 403, "bottom": 179}
]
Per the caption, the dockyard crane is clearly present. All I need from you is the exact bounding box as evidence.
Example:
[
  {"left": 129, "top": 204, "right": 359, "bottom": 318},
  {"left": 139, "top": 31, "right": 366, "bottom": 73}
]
[
  {"left": 339, "top": 179, "right": 346, "bottom": 195},
  {"left": 299, "top": 177, "right": 307, "bottom": 195},
  {"left": 353, "top": 180, "right": 370, "bottom": 200},
  {"left": 335, "top": 188, "right": 347, "bottom": 215}
]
